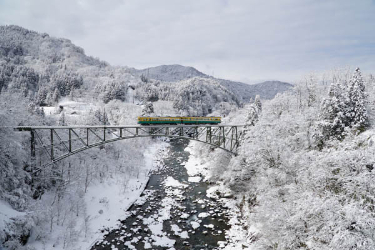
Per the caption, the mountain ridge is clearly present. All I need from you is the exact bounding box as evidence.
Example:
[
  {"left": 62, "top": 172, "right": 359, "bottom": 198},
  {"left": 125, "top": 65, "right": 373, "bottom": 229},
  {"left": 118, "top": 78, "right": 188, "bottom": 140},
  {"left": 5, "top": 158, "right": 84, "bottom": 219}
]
[{"left": 132, "top": 64, "right": 293, "bottom": 101}]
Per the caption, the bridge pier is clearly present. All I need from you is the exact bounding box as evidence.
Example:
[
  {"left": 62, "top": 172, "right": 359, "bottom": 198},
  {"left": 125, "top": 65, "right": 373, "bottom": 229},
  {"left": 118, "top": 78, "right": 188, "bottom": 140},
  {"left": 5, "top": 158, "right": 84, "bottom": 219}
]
[
  {"left": 69, "top": 129, "right": 72, "bottom": 152},
  {"left": 30, "top": 130, "right": 36, "bottom": 172},
  {"left": 30, "top": 130, "right": 35, "bottom": 159}
]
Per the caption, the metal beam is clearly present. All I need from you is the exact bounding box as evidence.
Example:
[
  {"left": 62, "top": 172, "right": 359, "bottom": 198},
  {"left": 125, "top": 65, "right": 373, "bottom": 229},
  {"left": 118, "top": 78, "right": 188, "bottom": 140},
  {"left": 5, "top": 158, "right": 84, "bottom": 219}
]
[
  {"left": 13, "top": 124, "right": 244, "bottom": 168},
  {"left": 69, "top": 129, "right": 72, "bottom": 152},
  {"left": 31, "top": 130, "right": 35, "bottom": 158},
  {"left": 50, "top": 129, "right": 54, "bottom": 161}
]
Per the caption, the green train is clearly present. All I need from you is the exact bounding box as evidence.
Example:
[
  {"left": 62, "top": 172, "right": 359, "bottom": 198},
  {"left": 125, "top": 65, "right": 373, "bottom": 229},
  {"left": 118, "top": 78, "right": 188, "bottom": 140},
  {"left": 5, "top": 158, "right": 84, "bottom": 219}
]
[{"left": 138, "top": 116, "right": 221, "bottom": 125}]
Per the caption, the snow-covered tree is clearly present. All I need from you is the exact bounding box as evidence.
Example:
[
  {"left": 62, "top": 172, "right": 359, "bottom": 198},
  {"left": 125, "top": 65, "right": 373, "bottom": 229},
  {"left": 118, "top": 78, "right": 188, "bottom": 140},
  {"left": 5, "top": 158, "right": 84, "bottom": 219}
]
[
  {"left": 51, "top": 72, "right": 83, "bottom": 97},
  {"left": 58, "top": 112, "right": 66, "bottom": 126},
  {"left": 93, "top": 109, "right": 109, "bottom": 125},
  {"left": 52, "top": 88, "right": 60, "bottom": 103},
  {"left": 319, "top": 80, "right": 347, "bottom": 139},
  {"left": 95, "top": 80, "right": 128, "bottom": 103},
  {"left": 319, "top": 68, "right": 368, "bottom": 140},
  {"left": 254, "top": 95, "right": 262, "bottom": 112},
  {"left": 142, "top": 102, "right": 154, "bottom": 116},
  {"left": 36, "top": 86, "right": 49, "bottom": 106},
  {"left": 246, "top": 95, "right": 262, "bottom": 126},
  {"left": 346, "top": 68, "right": 368, "bottom": 131},
  {"left": 306, "top": 74, "right": 317, "bottom": 107}
]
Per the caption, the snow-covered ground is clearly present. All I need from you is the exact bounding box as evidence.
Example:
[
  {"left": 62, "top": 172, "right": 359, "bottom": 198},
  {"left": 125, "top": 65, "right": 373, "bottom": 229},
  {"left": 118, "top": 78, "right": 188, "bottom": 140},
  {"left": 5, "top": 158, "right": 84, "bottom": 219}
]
[
  {"left": 26, "top": 141, "right": 168, "bottom": 250},
  {"left": 0, "top": 201, "right": 26, "bottom": 236}
]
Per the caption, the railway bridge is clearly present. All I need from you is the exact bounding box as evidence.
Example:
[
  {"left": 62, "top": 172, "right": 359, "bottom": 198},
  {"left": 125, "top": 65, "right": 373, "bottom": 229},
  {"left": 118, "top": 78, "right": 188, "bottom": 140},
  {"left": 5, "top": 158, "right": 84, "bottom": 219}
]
[{"left": 15, "top": 125, "right": 244, "bottom": 170}]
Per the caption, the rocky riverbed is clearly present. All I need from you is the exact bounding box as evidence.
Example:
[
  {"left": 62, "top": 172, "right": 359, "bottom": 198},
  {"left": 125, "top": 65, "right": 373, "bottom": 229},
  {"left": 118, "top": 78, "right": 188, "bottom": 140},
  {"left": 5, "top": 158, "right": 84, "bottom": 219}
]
[{"left": 91, "top": 139, "right": 233, "bottom": 250}]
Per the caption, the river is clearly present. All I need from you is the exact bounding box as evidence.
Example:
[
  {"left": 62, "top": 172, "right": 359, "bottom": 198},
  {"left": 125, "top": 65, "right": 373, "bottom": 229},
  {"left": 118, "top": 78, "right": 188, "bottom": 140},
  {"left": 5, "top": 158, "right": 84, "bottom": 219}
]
[{"left": 91, "top": 139, "right": 231, "bottom": 250}]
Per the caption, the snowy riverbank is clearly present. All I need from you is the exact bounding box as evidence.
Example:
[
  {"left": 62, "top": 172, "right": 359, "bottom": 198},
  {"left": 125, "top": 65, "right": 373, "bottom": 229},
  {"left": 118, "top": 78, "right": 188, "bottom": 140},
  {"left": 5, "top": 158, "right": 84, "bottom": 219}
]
[
  {"left": 24, "top": 140, "right": 169, "bottom": 250},
  {"left": 184, "top": 141, "right": 251, "bottom": 249}
]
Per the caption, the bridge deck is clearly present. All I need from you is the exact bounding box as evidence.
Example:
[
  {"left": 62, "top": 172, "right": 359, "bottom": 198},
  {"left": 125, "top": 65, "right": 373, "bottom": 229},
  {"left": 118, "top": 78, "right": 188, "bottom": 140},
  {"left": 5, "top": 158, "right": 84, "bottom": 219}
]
[{"left": 13, "top": 124, "right": 245, "bottom": 131}]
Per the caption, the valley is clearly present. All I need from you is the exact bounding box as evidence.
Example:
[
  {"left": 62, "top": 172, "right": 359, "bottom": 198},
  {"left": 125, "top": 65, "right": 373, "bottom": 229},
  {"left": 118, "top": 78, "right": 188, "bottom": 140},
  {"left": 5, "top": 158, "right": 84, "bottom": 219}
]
[{"left": 1, "top": 24, "right": 375, "bottom": 250}]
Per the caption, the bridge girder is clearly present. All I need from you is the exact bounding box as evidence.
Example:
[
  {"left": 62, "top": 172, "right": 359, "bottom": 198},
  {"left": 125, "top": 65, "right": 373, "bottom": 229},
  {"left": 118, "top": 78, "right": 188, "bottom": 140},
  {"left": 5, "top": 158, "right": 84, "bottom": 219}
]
[{"left": 14, "top": 125, "right": 243, "bottom": 170}]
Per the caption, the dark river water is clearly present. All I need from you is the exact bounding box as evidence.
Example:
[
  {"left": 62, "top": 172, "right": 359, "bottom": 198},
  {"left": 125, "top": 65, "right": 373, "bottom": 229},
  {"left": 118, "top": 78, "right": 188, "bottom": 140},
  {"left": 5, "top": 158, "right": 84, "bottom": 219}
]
[{"left": 91, "top": 139, "right": 230, "bottom": 250}]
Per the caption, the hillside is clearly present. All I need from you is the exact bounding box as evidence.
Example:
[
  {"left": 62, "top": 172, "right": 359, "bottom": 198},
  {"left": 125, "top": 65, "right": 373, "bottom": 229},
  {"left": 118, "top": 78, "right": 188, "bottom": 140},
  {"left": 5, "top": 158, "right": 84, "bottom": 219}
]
[
  {"left": 187, "top": 68, "right": 375, "bottom": 249},
  {"left": 133, "top": 64, "right": 293, "bottom": 102}
]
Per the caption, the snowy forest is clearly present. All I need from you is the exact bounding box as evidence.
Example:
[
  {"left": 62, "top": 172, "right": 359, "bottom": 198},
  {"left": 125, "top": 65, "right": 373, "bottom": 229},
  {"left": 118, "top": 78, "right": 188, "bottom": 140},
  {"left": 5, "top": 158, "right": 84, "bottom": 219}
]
[{"left": 1, "top": 25, "right": 375, "bottom": 250}]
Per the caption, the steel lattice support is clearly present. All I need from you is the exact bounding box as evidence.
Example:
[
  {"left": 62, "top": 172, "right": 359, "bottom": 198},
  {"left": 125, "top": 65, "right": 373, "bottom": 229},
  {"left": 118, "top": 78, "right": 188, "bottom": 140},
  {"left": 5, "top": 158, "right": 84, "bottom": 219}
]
[{"left": 15, "top": 125, "right": 244, "bottom": 168}]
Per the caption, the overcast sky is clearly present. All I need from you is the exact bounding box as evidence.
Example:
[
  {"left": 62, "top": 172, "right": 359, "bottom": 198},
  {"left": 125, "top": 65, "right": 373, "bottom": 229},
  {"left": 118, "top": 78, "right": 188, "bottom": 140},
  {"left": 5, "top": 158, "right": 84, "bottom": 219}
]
[{"left": 0, "top": 0, "right": 374, "bottom": 83}]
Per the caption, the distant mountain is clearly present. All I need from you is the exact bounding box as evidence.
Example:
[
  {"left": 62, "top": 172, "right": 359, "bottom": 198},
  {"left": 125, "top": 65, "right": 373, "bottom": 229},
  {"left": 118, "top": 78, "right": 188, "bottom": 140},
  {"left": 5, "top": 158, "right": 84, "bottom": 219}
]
[
  {"left": 248, "top": 81, "right": 294, "bottom": 100},
  {"left": 134, "top": 64, "right": 293, "bottom": 102},
  {"left": 219, "top": 79, "right": 293, "bottom": 102},
  {"left": 130, "top": 64, "right": 208, "bottom": 82}
]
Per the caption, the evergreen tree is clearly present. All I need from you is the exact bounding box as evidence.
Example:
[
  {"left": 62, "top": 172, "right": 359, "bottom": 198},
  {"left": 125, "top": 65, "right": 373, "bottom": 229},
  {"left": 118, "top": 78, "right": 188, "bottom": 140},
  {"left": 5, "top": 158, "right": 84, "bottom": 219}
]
[
  {"left": 52, "top": 88, "right": 60, "bottom": 103},
  {"left": 320, "top": 68, "right": 368, "bottom": 140},
  {"left": 103, "top": 108, "right": 109, "bottom": 125},
  {"left": 246, "top": 95, "right": 262, "bottom": 126},
  {"left": 254, "top": 95, "right": 262, "bottom": 112},
  {"left": 346, "top": 68, "right": 368, "bottom": 131},
  {"left": 36, "top": 87, "right": 48, "bottom": 106},
  {"left": 320, "top": 80, "right": 347, "bottom": 138}
]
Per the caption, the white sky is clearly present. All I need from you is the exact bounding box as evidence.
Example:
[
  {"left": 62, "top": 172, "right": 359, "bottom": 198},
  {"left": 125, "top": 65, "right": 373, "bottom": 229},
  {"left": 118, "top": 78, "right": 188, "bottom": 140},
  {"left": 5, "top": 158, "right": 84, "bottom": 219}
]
[{"left": 1, "top": 0, "right": 374, "bottom": 83}]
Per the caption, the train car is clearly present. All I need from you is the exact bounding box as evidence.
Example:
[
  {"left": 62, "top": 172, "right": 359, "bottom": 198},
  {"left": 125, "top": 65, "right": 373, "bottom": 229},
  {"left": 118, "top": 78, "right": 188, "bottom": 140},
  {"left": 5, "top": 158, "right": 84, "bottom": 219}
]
[{"left": 137, "top": 116, "right": 221, "bottom": 125}]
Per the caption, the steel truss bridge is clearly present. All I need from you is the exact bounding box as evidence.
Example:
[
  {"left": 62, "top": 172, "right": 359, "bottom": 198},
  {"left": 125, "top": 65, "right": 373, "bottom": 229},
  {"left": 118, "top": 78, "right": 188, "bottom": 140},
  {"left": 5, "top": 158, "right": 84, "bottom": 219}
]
[{"left": 15, "top": 125, "right": 243, "bottom": 168}]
